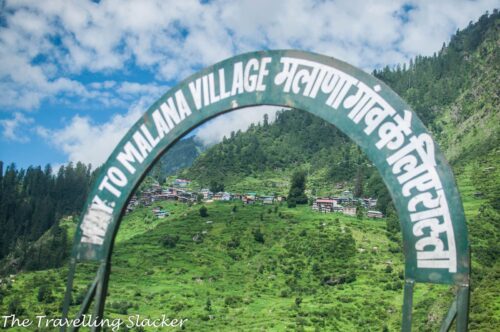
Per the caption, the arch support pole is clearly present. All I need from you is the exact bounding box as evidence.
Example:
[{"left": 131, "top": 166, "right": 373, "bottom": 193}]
[
  {"left": 439, "top": 298, "right": 457, "bottom": 332},
  {"left": 61, "top": 258, "right": 77, "bottom": 332},
  {"left": 402, "top": 279, "right": 415, "bottom": 332},
  {"left": 456, "top": 284, "right": 470, "bottom": 331},
  {"left": 91, "top": 260, "right": 112, "bottom": 332}
]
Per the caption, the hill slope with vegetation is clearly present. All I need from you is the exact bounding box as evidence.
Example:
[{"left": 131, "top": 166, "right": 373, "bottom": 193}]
[
  {"left": 0, "top": 201, "right": 458, "bottom": 331},
  {"left": 0, "top": 10, "right": 498, "bottom": 331}
]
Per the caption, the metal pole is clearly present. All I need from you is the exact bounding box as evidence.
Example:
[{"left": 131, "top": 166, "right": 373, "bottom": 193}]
[
  {"left": 456, "top": 284, "right": 470, "bottom": 331},
  {"left": 439, "top": 297, "right": 457, "bottom": 332},
  {"left": 91, "top": 259, "right": 112, "bottom": 332},
  {"left": 402, "top": 279, "right": 415, "bottom": 332},
  {"left": 61, "top": 258, "right": 77, "bottom": 332},
  {"left": 71, "top": 275, "right": 99, "bottom": 332}
]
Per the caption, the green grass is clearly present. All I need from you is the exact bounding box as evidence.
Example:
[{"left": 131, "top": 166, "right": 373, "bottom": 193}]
[
  {"left": 0, "top": 201, "right": 455, "bottom": 331},
  {"left": 1, "top": 152, "right": 498, "bottom": 331}
]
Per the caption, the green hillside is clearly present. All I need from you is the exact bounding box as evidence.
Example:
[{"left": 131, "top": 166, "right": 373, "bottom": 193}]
[
  {"left": 185, "top": 11, "right": 499, "bottom": 196},
  {"left": 0, "top": 10, "right": 498, "bottom": 332},
  {"left": 0, "top": 201, "right": 458, "bottom": 331},
  {"left": 157, "top": 136, "right": 205, "bottom": 178}
]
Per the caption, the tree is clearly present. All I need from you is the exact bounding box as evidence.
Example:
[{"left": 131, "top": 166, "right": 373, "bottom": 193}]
[
  {"left": 209, "top": 180, "right": 224, "bottom": 193},
  {"left": 385, "top": 205, "right": 401, "bottom": 243},
  {"left": 356, "top": 201, "right": 364, "bottom": 220},
  {"left": 37, "top": 285, "right": 54, "bottom": 303},
  {"left": 8, "top": 297, "right": 25, "bottom": 316},
  {"left": 287, "top": 170, "right": 308, "bottom": 206},
  {"left": 205, "top": 298, "right": 212, "bottom": 312},
  {"left": 252, "top": 228, "right": 265, "bottom": 244},
  {"left": 354, "top": 167, "right": 364, "bottom": 198},
  {"left": 295, "top": 297, "right": 302, "bottom": 307},
  {"left": 199, "top": 206, "right": 208, "bottom": 217},
  {"left": 161, "top": 235, "right": 180, "bottom": 248}
]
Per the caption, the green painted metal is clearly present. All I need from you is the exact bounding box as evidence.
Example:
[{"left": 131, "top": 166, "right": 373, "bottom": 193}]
[
  {"left": 62, "top": 258, "right": 76, "bottom": 324},
  {"left": 72, "top": 275, "right": 99, "bottom": 332},
  {"left": 92, "top": 261, "right": 111, "bottom": 332},
  {"left": 440, "top": 298, "right": 458, "bottom": 332},
  {"left": 456, "top": 284, "right": 470, "bottom": 331},
  {"left": 62, "top": 50, "right": 471, "bottom": 330},
  {"left": 402, "top": 279, "right": 415, "bottom": 331}
]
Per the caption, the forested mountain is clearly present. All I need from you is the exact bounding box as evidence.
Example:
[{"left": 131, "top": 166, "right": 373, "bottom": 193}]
[
  {"left": 157, "top": 136, "right": 205, "bottom": 177},
  {"left": 0, "top": 162, "right": 96, "bottom": 273},
  {"left": 185, "top": 10, "right": 499, "bottom": 202},
  {"left": 374, "top": 10, "right": 499, "bottom": 164},
  {"left": 185, "top": 110, "right": 358, "bottom": 184}
]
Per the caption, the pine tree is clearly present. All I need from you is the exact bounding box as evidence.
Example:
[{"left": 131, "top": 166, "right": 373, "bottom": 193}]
[{"left": 287, "top": 170, "right": 308, "bottom": 206}]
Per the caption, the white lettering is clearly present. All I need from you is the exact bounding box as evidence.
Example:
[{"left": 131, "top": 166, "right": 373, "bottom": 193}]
[
  {"left": 208, "top": 73, "right": 220, "bottom": 103},
  {"left": 116, "top": 141, "right": 144, "bottom": 175},
  {"left": 132, "top": 131, "right": 153, "bottom": 159},
  {"left": 175, "top": 90, "right": 192, "bottom": 119},
  {"left": 140, "top": 124, "right": 160, "bottom": 148},
  {"left": 256, "top": 57, "right": 272, "bottom": 91},
  {"left": 152, "top": 109, "right": 170, "bottom": 139},
  {"left": 243, "top": 58, "right": 259, "bottom": 92},
  {"left": 107, "top": 166, "right": 127, "bottom": 187},
  {"left": 188, "top": 78, "right": 203, "bottom": 110},
  {"left": 160, "top": 98, "right": 181, "bottom": 129},
  {"left": 98, "top": 175, "right": 121, "bottom": 197},
  {"left": 218, "top": 68, "right": 230, "bottom": 99},
  {"left": 231, "top": 62, "right": 244, "bottom": 95}
]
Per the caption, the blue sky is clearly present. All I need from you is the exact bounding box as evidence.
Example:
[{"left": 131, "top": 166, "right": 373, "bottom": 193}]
[{"left": 0, "top": 0, "right": 498, "bottom": 169}]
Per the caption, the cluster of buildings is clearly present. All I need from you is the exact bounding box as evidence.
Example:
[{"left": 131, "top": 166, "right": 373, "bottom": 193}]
[
  {"left": 125, "top": 179, "right": 287, "bottom": 217},
  {"left": 126, "top": 180, "right": 384, "bottom": 220},
  {"left": 311, "top": 190, "right": 384, "bottom": 218},
  {"left": 152, "top": 206, "right": 169, "bottom": 218},
  {"left": 126, "top": 184, "right": 198, "bottom": 214}
]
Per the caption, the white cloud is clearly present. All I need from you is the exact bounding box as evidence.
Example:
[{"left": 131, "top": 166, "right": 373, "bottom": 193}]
[
  {"left": 37, "top": 104, "right": 287, "bottom": 167},
  {"left": 399, "top": 1, "right": 500, "bottom": 55},
  {"left": 1, "top": 0, "right": 498, "bottom": 165},
  {"left": 1, "top": 0, "right": 497, "bottom": 112},
  {"left": 36, "top": 97, "right": 151, "bottom": 167},
  {"left": 0, "top": 112, "right": 34, "bottom": 142},
  {"left": 194, "top": 105, "right": 289, "bottom": 146}
]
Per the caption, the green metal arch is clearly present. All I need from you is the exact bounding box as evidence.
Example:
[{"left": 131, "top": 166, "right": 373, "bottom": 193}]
[{"left": 63, "top": 50, "right": 470, "bottom": 331}]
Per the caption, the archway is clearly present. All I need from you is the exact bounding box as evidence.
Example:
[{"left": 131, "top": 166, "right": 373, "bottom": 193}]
[{"left": 62, "top": 50, "right": 470, "bottom": 331}]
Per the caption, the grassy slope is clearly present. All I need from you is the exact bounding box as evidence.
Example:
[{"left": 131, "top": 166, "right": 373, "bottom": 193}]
[
  {"left": 1, "top": 150, "right": 497, "bottom": 330},
  {"left": 0, "top": 200, "right": 461, "bottom": 331}
]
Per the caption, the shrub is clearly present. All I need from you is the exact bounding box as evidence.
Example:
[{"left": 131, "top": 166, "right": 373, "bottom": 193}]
[
  {"left": 205, "top": 298, "right": 212, "bottom": 312},
  {"left": 295, "top": 297, "right": 303, "bottom": 307},
  {"left": 8, "top": 297, "right": 25, "bottom": 316},
  {"left": 37, "top": 285, "right": 54, "bottom": 303},
  {"left": 252, "top": 228, "right": 265, "bottom": 244},
  {"left": 199, "top": 206, "right": 208, "bottom": 217},
  {"left": 226, "top": 237, "right": 240, "bottom": 249},
  {"left": 161, "top": 235, "right": 180, "bottom": 248},
  {"left": 224, "top": 295, "right": 242, "bottom": 307},
  {"left": 110, "top": 301, "right": 134, "bottom": 315}
]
